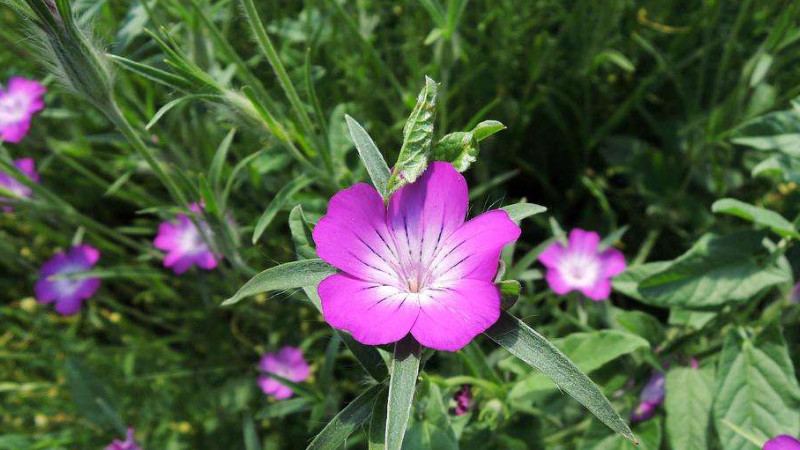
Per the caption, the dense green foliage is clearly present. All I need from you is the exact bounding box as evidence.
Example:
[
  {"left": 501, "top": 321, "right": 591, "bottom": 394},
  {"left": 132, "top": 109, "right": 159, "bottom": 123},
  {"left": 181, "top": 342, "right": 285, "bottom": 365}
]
[{"left": 1, "top": 0, "right": 799, "bottom": 448}]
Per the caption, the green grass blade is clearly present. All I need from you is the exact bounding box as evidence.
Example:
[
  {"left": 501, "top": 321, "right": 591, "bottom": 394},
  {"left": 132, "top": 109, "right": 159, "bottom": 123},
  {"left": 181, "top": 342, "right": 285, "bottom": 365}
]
[{"left": 252, "top": 175, "right": 313, "bottom": 244}]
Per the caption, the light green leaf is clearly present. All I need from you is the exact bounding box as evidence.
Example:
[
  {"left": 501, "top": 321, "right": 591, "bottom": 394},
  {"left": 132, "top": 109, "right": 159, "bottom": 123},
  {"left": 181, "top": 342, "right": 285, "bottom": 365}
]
[
  {"left": 432, "top": 120, "right": 505, "bottom": 172},
  {"left": 243, "top": 414, "right": 261, "bottom": 450},
  {"left": 712, "top": 198, "right": 799, "bottom": 238},
  {"left": 252, "top": 175, "right": 313, "bottom": 244},
  {"left": 731, "top": 106, "right": 800, "bottom": 155},
  {"left": 307, "top": 384, "right": 385, "bottom": 450},
  {"left": 368, "top": 390, "right": 388, "bottom": 450},
  {"left": 486, "top": 312, "right": 635, "bottom": 441},
  {"left": 146, "top": 94, "right": 219, "bottom": 130},
  {"left": 665, "top": 367, "right": 714, "bottom": 450},
  {"left": 388, "top": 77, "right": 438, "bottom": 191},
  {"left": 714, "top": 324, "right": 800, "bottom": 450},
  {"left": 752, "top": 154, "right": 800, "bottom": 183},
  {"left": 345, "top": 114, "right": 391, "bottom": 197},
  {"left": 473, "top": 120, "right": 506, "bottom": 141},
  {"left": 668, "top": 309, "right": 716, "bottom": 329},
  {"left": 611, "top": 262, "right": 670, "bottom": 302},
  {"left": 402, "top": 383, "right": 458, "bottom": 450},
  {"left": 500, "top": 202, "right": 547, "bottom": 222},
  {"left": 499, "top": 279, "right": 521, "bottom": 310},
  {"left": 612, "top": 309, "right": 665, "bottom": 348},
  {"left": 581, "top": 417, "right": 662, "bottom": 450},
  {"left": 223, "top": 259, "right": 336, "bottom": 306},
  {"left": 385, "top": 336, "right": 422, "bottom": 450},
  {"left": 288, "top": 205, "right": 318, "bottom": 260},
  {"left": 210, "top": 128, "right": 236, "bottom": 192},
  {"left": 509, "top": 330, "right": 649, "bottom": 400},
  {"left": 636, "top": 232, "right": 791, "bottom": 308}
]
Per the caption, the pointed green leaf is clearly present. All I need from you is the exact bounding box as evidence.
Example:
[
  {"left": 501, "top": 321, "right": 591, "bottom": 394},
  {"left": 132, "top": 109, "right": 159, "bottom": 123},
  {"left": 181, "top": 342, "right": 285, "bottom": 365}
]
[
  {"left": 486, "top": 312, "right": 635, "bottom": 441},
  {"left": 712, "top": 198, "right": 799, "bottom": 238},
  {"left": 223, "top": 259, "right": 336, "bottom": 306},
  {"left": 252, "top": 176, "right": 313, "bottom": 244},
  {"left": 432, "top": 120, "right": 505, "bottom": 172},
  {"left": 307, "top": 384, "right": 385, "bottom": 450},
  {"left": 388, "top": 77, "right": 438, "bottom": 191},
  {"left": 386, "top": 336, "right": 422, "bottom": 450},
  {"left": 345, "top": 114, "right": 391, "bottom": 197},
  {"left": 500, "top": 202, "right": 547, "bottom": 222},
  {"left": 288, "top": 205, "right": 318, "bottom": 260},
  {"left": 664, "top": 367, "right": 714, "bottom": 450}
]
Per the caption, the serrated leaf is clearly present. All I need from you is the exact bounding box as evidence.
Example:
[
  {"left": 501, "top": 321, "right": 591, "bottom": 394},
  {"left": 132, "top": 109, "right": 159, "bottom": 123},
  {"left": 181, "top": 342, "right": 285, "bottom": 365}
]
[
  {"left": 486, "top": 312, "right": 635, "bottom": 441},
  {"left": 388, "top": 77, "right": 438, "bottom": 191},
  {"left": 307, "top": 384, "right": 385, "bottom": 450},
  {"left": 345, "top": 115, "right": 391, "bottom": 197},
  {"left": 712, "top": 198, "right": 799, "bottom": 238},
  {"left": 385, "top": 336, "right": 421, "bottom": 450},
  {"left": 713, "top": 324, "right": 800, "bottom": 450},
  {"left": 664, "top": 367, "right": 714, "bottom": 450},
  {"left": 223, "top": 259, "right": 336, "bottom": 306},
  {"left": 252, "top": 175, "right": 313, "bottom": 244},
  {"left": 636, "top": 232, "right": 791, "bottom": 308},
  {"left": 509, "top": 330, "right": 649, "bottom": 400}
]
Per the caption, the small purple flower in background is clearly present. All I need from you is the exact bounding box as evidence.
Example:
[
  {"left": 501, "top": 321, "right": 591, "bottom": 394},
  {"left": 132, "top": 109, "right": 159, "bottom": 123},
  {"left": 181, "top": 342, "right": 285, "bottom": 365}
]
[
  {"left": 35, "top": 245, "right": 101, "bottom": 315},
  {"left": 257, "top": 346, "right": 311, "bottom": 400},
  {"left": 764, "top": 436, "right": 800, "bottom": 450},
  {"left": 790, "top": 282, "right": 800, "bottom": 304},
  {"left": 105, "top": 427, "right": 142, "bottom": 450},
  {"left": 314, "top": 162, "right": 520, "bottom": 351},
  {"left": 0, "top": 77, "right": 46, "bottom": 143},
  {"left": 154, "top": 203, "right": 218, "bottom": 275},
  {"left": 0, "top": 157, "right": 39, "bottom": 212},
  {"left": 631, "top": 371, "right": 665, "bottom": 422},
  {"left": 452, "top": 385, "right": 473, "bottom": 416},
  {"left": 538, "top": 228, "right": 626, "bottom": 301}
]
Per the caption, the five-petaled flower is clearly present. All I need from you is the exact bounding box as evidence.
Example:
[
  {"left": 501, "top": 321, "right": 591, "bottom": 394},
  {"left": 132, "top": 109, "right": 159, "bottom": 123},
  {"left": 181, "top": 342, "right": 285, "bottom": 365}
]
[
  {"left": 0, "top": 77, "right": 46, "bottom": 143},
  {"left": 257, "top": 346, "right": 311, "bottom": 400},
  {"left": 313, "top": 162, "right": 521, "bottom": 351},
  {"left": 764, "top": 435, "right": 800, "bottom": 450},
  {"left": 631, "top": 370, "right": 665, "bottom": 422},
  {"left": 105, "top": 427, "right": 142, "bottom": 450},
  {"left": 0, "top": 157, "right": 39, "bottom": 212},
  {"left": 538, "top": 228, "right": 626, "bottom": 301},
  {"left": 35, "top": 245, "right": 101, "bottom": 315},
  {"left": 154, "top": 203, "right": 218, "bottom": 275}
]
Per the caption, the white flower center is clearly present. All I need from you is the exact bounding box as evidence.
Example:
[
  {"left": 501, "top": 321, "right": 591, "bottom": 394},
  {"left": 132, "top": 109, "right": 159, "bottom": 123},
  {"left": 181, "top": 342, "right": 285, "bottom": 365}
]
[
  {"left": 558, "top": 251, "right": 601, "bottom": 289},
  {"left": 0, "top": 94, "right": 29, "bottom": 124}
]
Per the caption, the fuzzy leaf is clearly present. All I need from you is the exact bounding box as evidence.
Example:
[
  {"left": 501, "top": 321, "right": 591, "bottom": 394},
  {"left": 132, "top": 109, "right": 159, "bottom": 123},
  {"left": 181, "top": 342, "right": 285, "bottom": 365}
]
[
  {"left": 432, "top": 120, "right": 506, "bottom": 172},
  {"left": 288, "top": 205, "right": 318, "bottom": 260},
  {"left": 223, "top": 259, "right": 336, "bottom": 306},
  {"left": 307, "top": 384, "right": 385, "bottom": 450},
  {"left": 388, "top": 77, "right": 438, "bottom": 191},
  {"left": 345, "top": 115, "right": 391, "bottom": 197},
  {"left": 385, "top": 336, "right": 422, "bottom": 450},
  {"left": 664, "top": 367, "right": 714, "bottom": 450}
]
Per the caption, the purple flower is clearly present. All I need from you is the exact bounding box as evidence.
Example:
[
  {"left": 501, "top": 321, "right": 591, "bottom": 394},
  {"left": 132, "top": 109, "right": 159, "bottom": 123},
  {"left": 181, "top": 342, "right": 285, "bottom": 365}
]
[
  {"left": 0, "top": 77, "right": 46, "bottom": 143},
  {"left": 0, "top": 158, "right": 39, "bottom": 212},
  {"left": 538, "top": 228, "right": 626, "bottom": 301},
  {"left": 631, "top": 371, "right": 665, "bottom": 421},
  {"left": 313, "top": 162, "right": 521, "bottom": 351},
  {"left": 257, "top": 346, "right": 311, "bottom": 400},
  {"left": 153, "top": 203, "right": 218, "bottom": 275},
  {"left": 452, "top": 384, "right": 473, "bottom": 416},
  {"left": 765, "top": 436, "right": 800, "bottom": 450},
  {"left": 105, "top": 428, "right": 142, "bottom": 450},
  {"left": 35, "top": 245, "right": 101, "bottom": 315},
  {"left": 790, "top": 282, "right": 800, "bottom": 304}
]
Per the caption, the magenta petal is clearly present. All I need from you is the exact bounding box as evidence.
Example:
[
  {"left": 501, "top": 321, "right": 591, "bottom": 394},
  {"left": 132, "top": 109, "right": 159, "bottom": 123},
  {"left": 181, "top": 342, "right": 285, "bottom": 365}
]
[
  {"left": 631, "top": 401, "right": 656, "bottom": 422},
  {"left": 313, "top": 183, "right": 399, "bottom": 284},
  {"left": 580, "top": 278, "right": 612, "bottom": 301},
  {"left": 34, "top": 278, "right": 59, "bottom": 304},
  {"left": 72, "top": 244, "right": 100, "bottom": 266},
  {"left": 318, "top": 274, "right": 419, "bottom": 346},
  {"left": 538, "top": 241, "right": 565, "bottom": 268},
  {"left": 1, "top": 122, "right": 30, "bottom": 143},
  {"left": 433, "top": 210, "right": 521, "bottom": 281},
  {"left": 568, "top": 228, "right": 600, "bottom": 254},
  {"left": 410, "top": 279, "right": 501, "bottom": 351},
  {"left": 54, "top": 296, "right": 85, "bottom": 315},
  {"left": 545, "top": 268, "right": 573, "bottom": 295},
  {"left": 600, "top": 247, "right": 626, "bottom": 277},
  {"left": 764, "top": 436, "right": 800, "bottom": 450},
  {"left": 14, "top": 158, "right": 39, "bottom": 183},
  {"left": 195, "top": 251, "right": 218, "bottom": 270}
]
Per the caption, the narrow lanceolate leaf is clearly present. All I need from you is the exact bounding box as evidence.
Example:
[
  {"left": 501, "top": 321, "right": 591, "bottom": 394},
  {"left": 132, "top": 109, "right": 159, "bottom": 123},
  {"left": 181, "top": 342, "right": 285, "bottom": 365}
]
[
  {"left": 636, "top": 232, "right": 791, "bottom": 308},
  {"left": 714, "top": 324, "right": 800, "bottom": 450},
  {"left": 387, "top": 77, "right": 439, "bottom": 192},
  {"left": 288, "top": 205, "right": 318, "bottom": 260},
  {"left": 711, "top": 198, "right": 800, "bottom": 238},
  {"left": 500, "top": 202, "right": 547, "bottom": 222},
  {"left": 509, "top": 330, "right": 649, "bottom": 401},
  {"left": 731, "top": 105, "right": 800, "bottom": 155},
  {"left": 385, "top": 336, "right": 422, "bottom": 450},
  {"left": 345, "top": 114, "right": 391, "bottom": 197},
  {"left": 368, "top": 389, "right": 388, "bottom": 450},
  {"left": 432, "top": 120, "right": 505, "bottom": 172},
  {"left": 209, "top": 128, "right": 236, "bottom": 192},
  {"left": 252, "top": 176, "right": 313, "bottom": 244},
  {"left": 664, "top": 367, "right": 714, "bottom": 450},
  {"left": 223, "top": 259, "right": 336, "bottom": 306},
  {"left": 486, "top": 312, "right": 635, "bottom": 442},
  {"left": 306, "top": 383, "right": 385, "bottom": 450}
]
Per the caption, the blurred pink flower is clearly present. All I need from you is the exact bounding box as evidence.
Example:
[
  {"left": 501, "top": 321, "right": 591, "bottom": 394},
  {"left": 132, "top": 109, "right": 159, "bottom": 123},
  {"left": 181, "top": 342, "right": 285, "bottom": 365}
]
[
  {"left": 790, "top": 282, "right": 800, "bottom": 304},
  {"left": 0, "top": 77, "right": 46, "bottom": 143},
  {"left": 538, "top": 228, "right": 626, "bottom": 301},
  {"left": 452, "top": 384, "right": 473, "bottom": 416},
  {"left": 105, "top": 428, "right": 141, "bottom": 450},
  {"left": 154, "top": 203, "right": 218, "bottom": 275},
  {"left": 0, "top": 157, "right": 39, "bottom": 212},
  {"left": 631, "top": 371, "right": 665, "bottom": 422},
  {"left": 313, "top": 162, "right": 520, "bottom": 351},
  {"left": 764, "top": 435, "right": 800, "bottom": 450},
  {"left": 35, "top": 245, "right": 100, "bottom": 315},
  {"left": 257, "top": 346, "right": 311, "bottom": 400}
]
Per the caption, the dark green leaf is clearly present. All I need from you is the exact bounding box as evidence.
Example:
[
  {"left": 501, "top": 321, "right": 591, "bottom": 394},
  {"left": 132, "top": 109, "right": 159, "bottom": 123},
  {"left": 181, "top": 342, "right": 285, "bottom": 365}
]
[
  {"left": 223, "top": 259, "right": 336, "bottom": 306},
  {"left": 386, "top": 336, "right": 422, "bottom": 450},
  {"left": 307, "top": 383, "right": 385, "bottom": 450}
]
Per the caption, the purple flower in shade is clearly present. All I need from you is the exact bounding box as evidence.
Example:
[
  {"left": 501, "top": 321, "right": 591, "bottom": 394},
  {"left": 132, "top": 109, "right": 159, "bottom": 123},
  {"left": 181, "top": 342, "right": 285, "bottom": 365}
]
[
  {"left": 35, "top": 245, "right": 101, "bottom": 315},
  {"left": 257, "top": 346, "right": 311, "bottom": 400},
  {"left": 313, "top": 162, "right": 521, "bottom": 351},
  {"left": 153, "top": 203, "right": 218, "bottom": 275},
  {"left": 0, "top": 77, "right": 46, "bottom": 143},
  {"left": 765, "top": 436, "right": 800, "bottom": 450},
  {"left": 631, "top": 371, "right": 665, "bottom": 421},
  {"left": 105, "top": 428, "right": 142, "bottom": 450},
  {"left": 790, "top": 282, "right": 800, "bottom": 304},
  {"left": 538, "top": 228, "right": 627, "bottom": 301},
  {"left": 452, "top": 385, "right": 473, "bottom": 416},
  {"left": 0, "top": 158, "right": 39, "bottom": 212}
]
